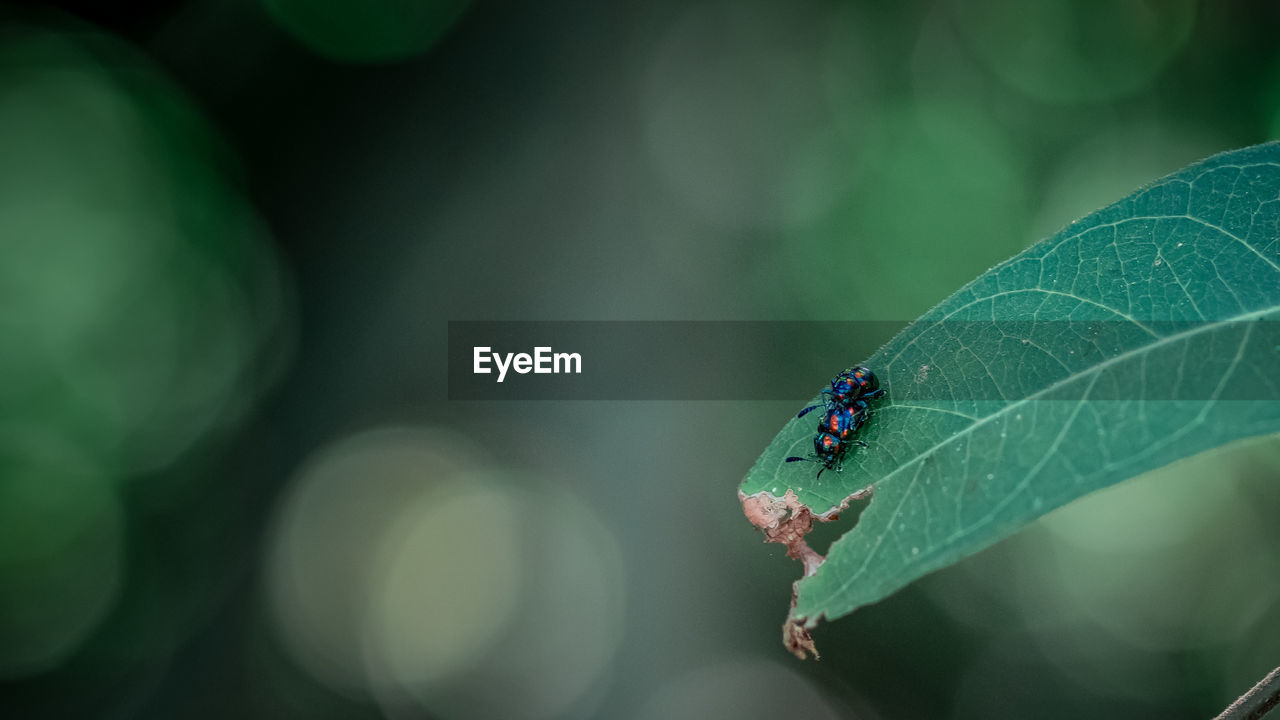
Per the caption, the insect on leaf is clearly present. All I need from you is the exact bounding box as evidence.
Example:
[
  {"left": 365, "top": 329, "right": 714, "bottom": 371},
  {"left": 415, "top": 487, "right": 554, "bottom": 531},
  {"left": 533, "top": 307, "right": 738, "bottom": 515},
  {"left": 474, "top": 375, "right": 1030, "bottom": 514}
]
[{"left": 740, "top": 141, "right": 1280, "bottom": 656}]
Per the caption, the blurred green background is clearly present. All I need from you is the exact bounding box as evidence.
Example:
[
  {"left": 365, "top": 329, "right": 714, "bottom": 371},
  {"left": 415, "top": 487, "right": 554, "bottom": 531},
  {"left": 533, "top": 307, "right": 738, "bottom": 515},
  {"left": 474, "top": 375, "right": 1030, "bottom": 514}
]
[{"left": 1, "top": 0, "right": 1279, "bottom": 718}]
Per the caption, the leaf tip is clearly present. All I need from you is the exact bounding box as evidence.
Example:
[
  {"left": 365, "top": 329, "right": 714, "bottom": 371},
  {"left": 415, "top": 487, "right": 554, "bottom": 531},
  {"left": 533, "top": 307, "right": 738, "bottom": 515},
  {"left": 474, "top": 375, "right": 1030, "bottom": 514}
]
[{"left": 783, "top": 615, "right": 819, "bottom": 660}]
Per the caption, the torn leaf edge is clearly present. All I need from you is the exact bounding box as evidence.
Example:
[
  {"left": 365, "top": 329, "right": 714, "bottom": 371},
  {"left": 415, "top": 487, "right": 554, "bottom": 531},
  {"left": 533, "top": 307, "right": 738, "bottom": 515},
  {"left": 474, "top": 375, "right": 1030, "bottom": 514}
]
[{"left": 739, "top": 484, "right": 873, "bottom": 659}]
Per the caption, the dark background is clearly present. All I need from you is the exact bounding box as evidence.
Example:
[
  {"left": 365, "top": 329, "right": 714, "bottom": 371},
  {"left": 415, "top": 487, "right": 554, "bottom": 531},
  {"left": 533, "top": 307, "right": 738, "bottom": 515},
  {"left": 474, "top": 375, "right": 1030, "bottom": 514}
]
[{"left": 2, "top": 1, "right": 1279, "bottom": 718}]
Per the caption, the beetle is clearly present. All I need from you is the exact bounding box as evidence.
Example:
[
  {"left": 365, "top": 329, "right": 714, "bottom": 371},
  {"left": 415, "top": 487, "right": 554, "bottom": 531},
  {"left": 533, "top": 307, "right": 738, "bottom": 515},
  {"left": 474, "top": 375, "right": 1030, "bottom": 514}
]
[
  {"left": 796, "top": 365, "right": 884, "bottom": 419},
  {"left": 820, "top": 401, "right": 870, "bottom": 441},
  {"left": 785, "top": 429, "right": 867, "bottom": 478},
  {"left": 787, "top": 367, "right": 884, "bottom": 478}
]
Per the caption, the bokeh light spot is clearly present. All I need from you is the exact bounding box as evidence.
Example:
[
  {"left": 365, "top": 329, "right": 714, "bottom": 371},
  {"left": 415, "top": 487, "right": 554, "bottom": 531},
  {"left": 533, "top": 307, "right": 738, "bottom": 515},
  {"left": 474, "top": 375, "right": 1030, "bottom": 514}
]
[
  {"left": 268, "top": 427, "right": 625, "bottom": 719},
  {"left": 949, "top": 0, "right": 1197, "bottom": 105},
  {"left": 642, "top": 0, "right": 841, "bottom": 230},
  {"left": 924, "top": 440, "right": 1280, "bottom": 709},
  {"left": 367, "top": 483, "right": 625, "bottom": 720},
  {"left": 0, "top": 430, "right": 124, "bottom": 678},
  {"left": 267, "top": 427, "right": 473, "bottom": 691},
  {"left": 363, "top": 485, "right": 523, "bottom": 688},
  {"left": 1036, "top": 456, "right": 1278, "bottom": 652},
  {"left": 0, "top": 26, "right": 287, "bottom": 478},
  {"left": 783, "top": 100, "right": 1031, "bottom": 319},
  {"left": 1033, "top": 125, "right": 1220, "bottom": 242},
  {"left": 263, "top": 0, "right": 471, "bottom": 63}
]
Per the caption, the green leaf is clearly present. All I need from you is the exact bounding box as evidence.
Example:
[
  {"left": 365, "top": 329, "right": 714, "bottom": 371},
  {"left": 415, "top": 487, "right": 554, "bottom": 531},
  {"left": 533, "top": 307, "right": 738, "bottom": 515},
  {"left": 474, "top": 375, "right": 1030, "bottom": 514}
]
[{"left": 741, "top": 142, "right": 1280, "bottom": 646}]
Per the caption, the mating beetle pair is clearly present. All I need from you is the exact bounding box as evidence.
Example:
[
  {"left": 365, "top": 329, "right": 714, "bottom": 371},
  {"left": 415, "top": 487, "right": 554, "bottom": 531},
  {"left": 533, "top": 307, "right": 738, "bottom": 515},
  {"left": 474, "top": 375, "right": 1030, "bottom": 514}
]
[{"left": 786, "top": 366, "right": 884, "bottom": 478}]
